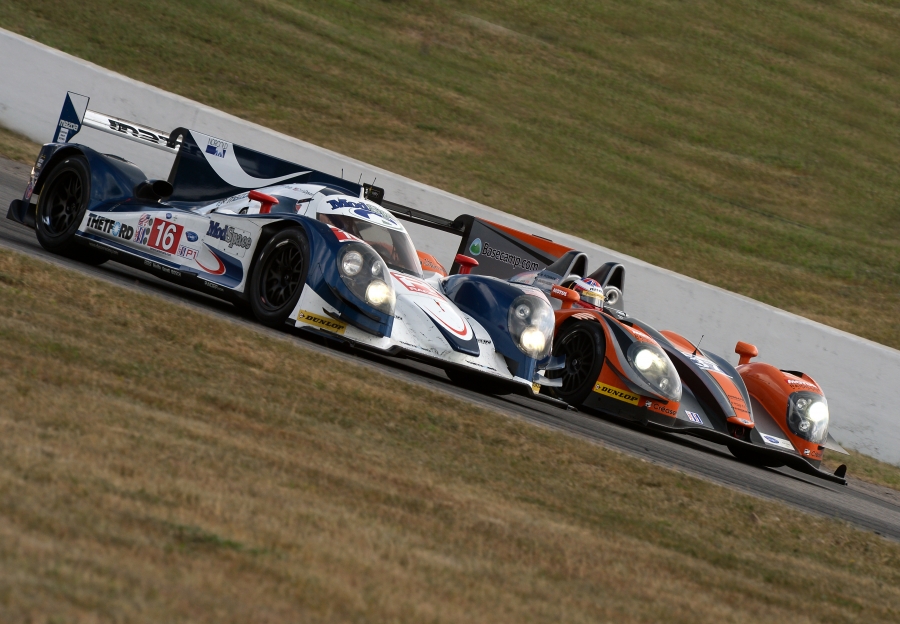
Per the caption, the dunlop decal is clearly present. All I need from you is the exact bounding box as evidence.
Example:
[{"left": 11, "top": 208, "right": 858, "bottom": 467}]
[
  {"left": 297, "top": 310, "right": 347, "bottom": 334},
  {"left": 593, "top": 381, "right": 640, "bottom": 405}
]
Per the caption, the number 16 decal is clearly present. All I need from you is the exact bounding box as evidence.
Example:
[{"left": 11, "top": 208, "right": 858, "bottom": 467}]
[{"left": 147, "top": 218, "right": 184, "bottom": 254}]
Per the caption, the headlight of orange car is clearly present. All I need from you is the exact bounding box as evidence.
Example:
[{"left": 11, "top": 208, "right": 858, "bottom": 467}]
[
  {"left": 787, "top": 391, "right": 829, "bottom": 444},
  {"left": 626, "top": 342, "right": 682, "bottom": 402}
]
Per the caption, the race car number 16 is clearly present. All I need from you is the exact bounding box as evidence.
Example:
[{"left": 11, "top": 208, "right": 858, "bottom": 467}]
[{"left": 148, "top": 218, "right": 184, "bottom": 254}]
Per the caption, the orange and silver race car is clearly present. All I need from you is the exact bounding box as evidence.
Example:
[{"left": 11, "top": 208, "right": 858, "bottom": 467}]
[
  {"left": 388, "top": 210, "right": 848, "bottom": 484},
  {"left": 516, "top": 250, "right": 845, "bottom": 483}
]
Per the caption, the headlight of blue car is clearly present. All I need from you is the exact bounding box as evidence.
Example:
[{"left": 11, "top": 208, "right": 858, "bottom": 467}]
[
  {"left": 508, "top": 294, "right": 554, "bottom": 359},
  {"left": 337, "top": 243, "right": 395, "bottom": 315},
  {"left": 626, "top": 342, "right": 682, "bottom": 402}
]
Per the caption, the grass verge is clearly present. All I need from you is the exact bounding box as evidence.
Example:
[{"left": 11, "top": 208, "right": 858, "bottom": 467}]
[
  {"left": 1, "top": 247, "right": 899, "bottom": 622},
  {"left": 0, "top": 125, "right": 40, "bottom": 165},
  {"left": 1, "top": 0, "right": 898, "bottom": 348},
  {"left": 826, "top": 450, "right": 900, "bottom": 493}
]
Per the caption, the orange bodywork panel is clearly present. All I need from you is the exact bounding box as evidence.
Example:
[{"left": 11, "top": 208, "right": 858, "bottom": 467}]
[
  {"left": 417, "top": 251, "right": 448, "bottom": 276},
  {"left": 738, "top": 362, "right": 824, "bottom": 461},
  {"left": 557, "top": 311, "right": 682, "bottom": 419},
  {"left": 661, "top": 330, "right": 752, "bottom": 427}
]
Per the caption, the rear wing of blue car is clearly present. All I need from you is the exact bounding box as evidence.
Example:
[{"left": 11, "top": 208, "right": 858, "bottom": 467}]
[
  {"left": 46, "top": 92, "right": 575, "bottom": 276},
  {"left": 49, "top": 91, "right": 361, "bottom": 203}
]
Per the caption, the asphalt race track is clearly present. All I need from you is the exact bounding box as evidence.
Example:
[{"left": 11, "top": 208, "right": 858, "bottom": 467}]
[{"left": 3, "top": 157, "right": 900, "bottom": 541}]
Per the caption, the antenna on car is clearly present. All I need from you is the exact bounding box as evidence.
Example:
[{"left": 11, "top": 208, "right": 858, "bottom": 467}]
[
  {"left": 692, "top": 335, "right": 705, "bottom": 356},
  {"left": 341, "top": 168, "right": 344, "bottom": 179},
  {"left": 358, "top": 173, "right": 363, "bottom": 184}
]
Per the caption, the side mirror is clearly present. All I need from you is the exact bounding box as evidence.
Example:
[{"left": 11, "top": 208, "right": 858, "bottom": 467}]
[
  {"left": 735, "top": 341, "right": 759, "bottom": 365},
  {"left": 454, "top": 254, "right": 479, "bottom": 275},
  {"left": 248, "top": 190, "right": 279, "bottom": 214}
]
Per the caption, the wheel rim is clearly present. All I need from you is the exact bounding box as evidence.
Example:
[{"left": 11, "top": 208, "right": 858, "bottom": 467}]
[
  {"left": 43, "top": 171, "right": 84, "bottom": 236},
  {"left": 553, "top": 327, "right": 597, "bottom": 392},
  {"left": 259, "top": 241, "right": 304, "bottom": 310}
]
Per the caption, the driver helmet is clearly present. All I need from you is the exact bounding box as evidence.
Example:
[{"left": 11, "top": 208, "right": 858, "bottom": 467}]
[{"left": 571, "top": 277, "right": 605, "bottom": 309}]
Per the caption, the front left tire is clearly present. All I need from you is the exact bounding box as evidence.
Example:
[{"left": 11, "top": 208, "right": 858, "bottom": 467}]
[
  {"left": 248, "top": 228, "right": 311, "bottom": 328},
  {"left": 35, "top": 155, "right": 106, "bottom": 265},
  {"left": 547, "top": 321, "right": 607, "bottom": 406}
]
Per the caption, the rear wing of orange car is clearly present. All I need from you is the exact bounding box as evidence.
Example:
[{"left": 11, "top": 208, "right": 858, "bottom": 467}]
[{"left": 375, "top": 189, "right": 575, "bottom": 279}]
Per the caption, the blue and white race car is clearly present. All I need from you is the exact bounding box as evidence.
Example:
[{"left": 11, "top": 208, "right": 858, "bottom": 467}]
[{"left": 7, "top": 93, "right": 562, "bottom": 397}]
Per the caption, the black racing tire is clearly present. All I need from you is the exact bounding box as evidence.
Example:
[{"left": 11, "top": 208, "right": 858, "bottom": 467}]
[
  {"left": 547, "top": 321, "right": 606, "bottom": 406},
  {"left": 727, "top": 443, "right": 786, "bottom": 468},
  {"left": 444, "top": 367, "right": 512, "bottom": 396},
  {"left": 248, "top": 228, "right": 310, "bottom": 328},
  {"left": 35, "top": 155, "right": 93, "bottom": 257}
]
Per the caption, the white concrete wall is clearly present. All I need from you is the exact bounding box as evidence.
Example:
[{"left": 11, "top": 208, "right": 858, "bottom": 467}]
[{"left": 2, "top": 28, "right": 898, "bottom": 464}]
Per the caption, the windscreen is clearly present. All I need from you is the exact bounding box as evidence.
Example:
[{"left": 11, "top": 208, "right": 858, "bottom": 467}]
[{"left": 318, "top": 213, "right": 423, "bottom": 277}]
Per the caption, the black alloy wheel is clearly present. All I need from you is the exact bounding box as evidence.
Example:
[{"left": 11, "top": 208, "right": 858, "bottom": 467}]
[
  {"left": 548, "top": 321, "right": 606, "bottom": 406},
  {"left": 35, "top": 156, "right": 104, "bottom": 264},
  {"left": 248, "top": 228, "right": 310, "bottom": 327},
  {"left": 44, "top": 170, "right": 83, "bottom": 234}
]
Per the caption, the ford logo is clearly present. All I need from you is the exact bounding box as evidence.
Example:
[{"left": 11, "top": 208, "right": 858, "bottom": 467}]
[
  {"left": 166, "top": 212, "right": 173, "bottom": 219},
  {"left": 186, "top": 231, "right": 198, "bottom": 242}
]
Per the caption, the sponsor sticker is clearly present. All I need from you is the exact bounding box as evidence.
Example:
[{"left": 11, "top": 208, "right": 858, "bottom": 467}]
[
  {"left": 206, "top": 221, "right": 252, "bottom": 253},
  {"left": 478, "top": 241, "right": 540, "bottom": 271},
  {"left": 186, "top": 231, "right": 199, "bottom": 243},
  {"left": 147, "top": 217, "right": 185, "bottom": 255},
  {"left": 56, "top": 128, "right": 69, "bottom": 142},
  {"left": 645, "top": 400, "right": 677, "bottom": 417},
  {"left": 761, "top": 434, "right": 794, "bottom": 451},
  {"left": 684, "top": 352, "right": 727, "bottom": 375},
  {"left": 296, "top": 310, "right": 347, "bottom": 334},
  {"left": 469, "top": 238, "right": 483, "bottom": 255},
  {"left": 206, "top": 138, "right": 228, "bottom": 158},
  {"left": 786, "top": 377, "right": 818, "bottom": 389},
  {"left": 86, "top": 213, "right": 135, "bottom": 241},
  {"left": 325, "top": 198, "right": 398, "bottom": 225},
  {"left": 531, "top": 382, "right": 541, "bottom": 394},
  {"left": 631, "top": 329, "right": 655, "bottom": 343},
  {"left": 393, "top": 273, "right": 439, "bottom": 296},
  {"left": 593, "top": 381, "right": 640, "bottom": 405},
  {"left": 176, "top": 245, "right": 198, "bottom": 260},
  {"left": 685, "top": 410, "right": 703, "bottom": 424}
]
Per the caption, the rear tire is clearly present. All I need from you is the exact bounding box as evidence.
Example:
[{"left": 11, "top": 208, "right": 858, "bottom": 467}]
[
  {"left": 35, "top": 156, "right": 100, "bottom": 263},
  {"left": 248, "top": 228, "right": 310, "bottom": 328},
  {"left": 547, "top": 321, "right": 606, "bottom": 406},
  {"left": 727, "top": 443, "right": 786, "bottom": 468}
]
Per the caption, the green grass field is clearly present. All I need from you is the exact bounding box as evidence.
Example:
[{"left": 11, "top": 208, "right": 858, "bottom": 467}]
[
  {"left": 2, "top": 247, "right": 900, "bottom": 623},
  {"left": 1, "top": 0, "right": 898, "bottom": 348}
]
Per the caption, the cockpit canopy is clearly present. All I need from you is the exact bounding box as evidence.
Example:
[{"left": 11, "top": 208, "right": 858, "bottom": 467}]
[{"left": 316, "top": 196, "right": 423, "bottom": 278}]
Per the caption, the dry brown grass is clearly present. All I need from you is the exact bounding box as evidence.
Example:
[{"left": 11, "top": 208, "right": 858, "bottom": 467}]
[
  {"left": 0, "top": 126, "right": 40, "bottom": 165},
  {"left": 1, "top": 248, "right": 899, "bottom": 623},
  {"left": 825, "top": 450, "right": 900, "bottom": 492},
  {"left": 1, "top": 0, "right": 899, "bottom": 348}
]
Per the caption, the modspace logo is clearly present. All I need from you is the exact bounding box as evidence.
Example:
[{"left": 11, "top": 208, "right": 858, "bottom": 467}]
[{"left": 206, "top": 221, "right": 252, "bottom": 249}]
